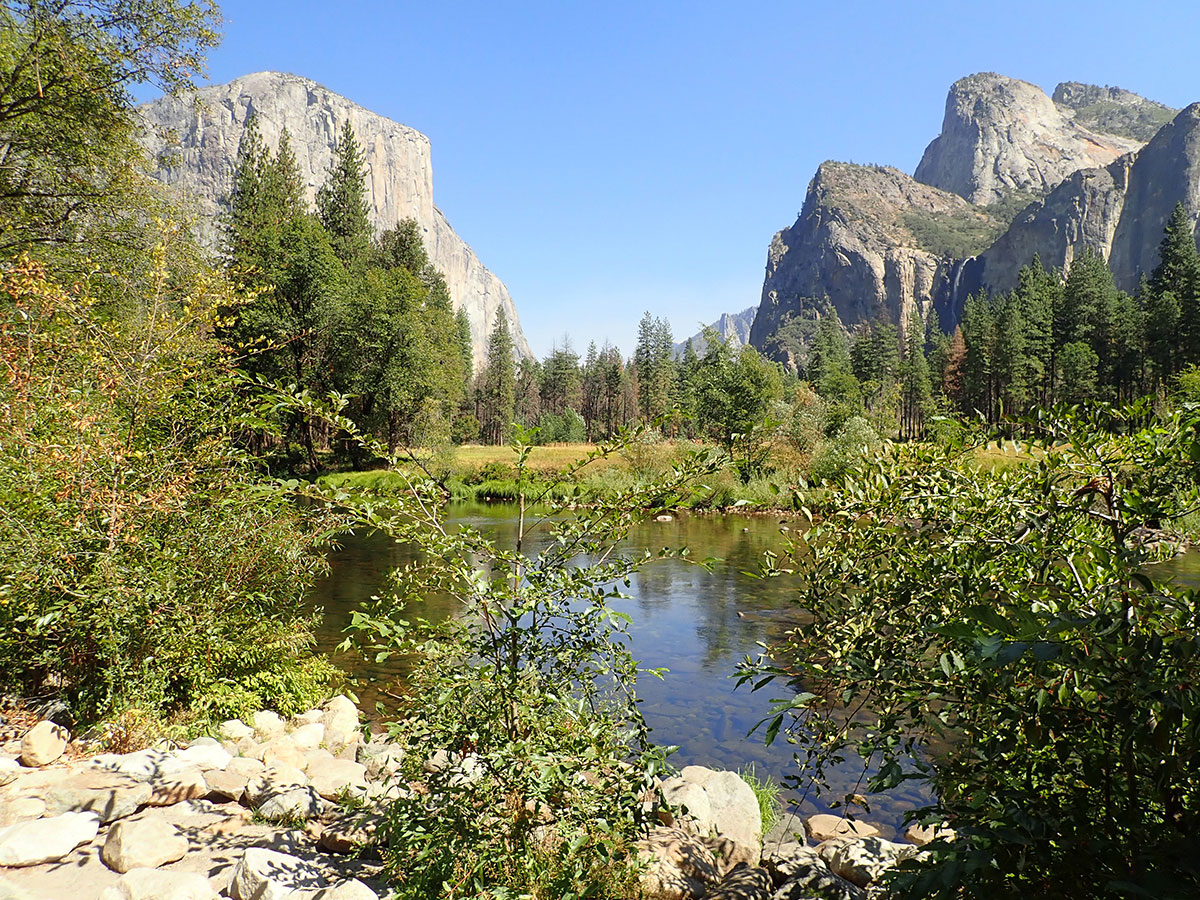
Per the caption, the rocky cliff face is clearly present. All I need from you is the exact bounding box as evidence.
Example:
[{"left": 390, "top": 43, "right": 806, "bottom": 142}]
[
  {"left": 750, "top": 74, "right": 1198, "bottom": 365},
  {"left": 1108, "top": 103, "right": 1200, "bottom": 291},
  {"left": 674, "top": 306, "right": 757, "bottom": 358},
  {"left": 979, "top": 102, "right": 1200, "bottom": 297},
  {"left": 749, "top": 162, "right": 996, "bottom": 360},
  {"left": 913, "top": 73, "right": 1141, "bottom": 206},
  {"left": 139, "top": 71, "right": 532, "bottom": 367}
]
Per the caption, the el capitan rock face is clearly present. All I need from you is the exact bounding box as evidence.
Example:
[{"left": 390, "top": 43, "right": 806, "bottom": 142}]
[
  {"left": 749, "top": 74, "right": 1200, "bottom": 366},
  {"left": 139, "top": 71, "right": 531, "bottom": 367}
]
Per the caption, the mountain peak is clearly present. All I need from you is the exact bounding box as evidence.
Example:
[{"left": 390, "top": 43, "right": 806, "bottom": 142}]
[{"left": 914, "top": 72, "right": 1141, "bottom": 205}]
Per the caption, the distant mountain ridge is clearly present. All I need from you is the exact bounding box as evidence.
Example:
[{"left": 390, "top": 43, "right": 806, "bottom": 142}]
[
  {"left": 138, "top": 71, "right": 532, "bottom": 368},
  {"left": 746, "top": 73, "right": 1198, "bottom": 369},
  {"left": 673, "top": 307, "right": 758, "bottom": 358}
]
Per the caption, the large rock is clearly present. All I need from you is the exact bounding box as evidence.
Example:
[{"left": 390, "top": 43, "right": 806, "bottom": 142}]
[
  {"left": 661, "top": 766, "right": 762, "bottom": 865},
  {"left": 307, "top": 758, "right": 367, "bottom": 801},
  {"left": 43, "top": 772, "right": 152, "bottom": 823},
  {"left": 635, "top": 826, "right": 722, "bottom": 900},
  {"left": 90, "top": 749, "right": 187, "bottom": 782},
  {"left": 19, "top": 721, "right": 68, "bottom": 767},
  {"left": 1053, "top": 81, "right": 1178, "bottom": 142},
  {"left": 229, "top": 847, "right": 376, "bottom": 900},
  {"left": 675, "top": 307, "right": 757, "bottom": 358},
  {"left": 98, "top": 868, "right": 218, "bottom": 900},
  {"left": 219, "top": 719, "right": 254, "bottom": 742},
  {"left": 749, "top": 161, "right": 990, "bottom": 364},
  {"left": 138, "top": 71, "right": 532, "bottom": 368},
  {"left": 245, "top": 765, "right": 309, "bottom": 807},
  {"left": 0, "top": 797, "right": 45, "bottom": 827},
  {"left": 290, "top": 723, "right": 325, "bottom": 751},
  {"left": 251, "top": 711, "right": 286, "bottom": 741},
  {"left": 1107, "top": 103, "right": 1200, "bottom": 291},
  {"left": 204, "top": 768, "right": 250, "bottom": 803},
  {"left": 0, "top": 758, "right": 20, "bottom": 787},
  {"left": 318, "top": 809, "right": 384, "bottom": 855},
  {"left": 746, "top": 74, "right": 1197, "bottom": 357},
  {"left": 174, "top": 739, "right": 232, "bottom": 772},
  {"left": 260, "top": 736, "right": 308, "bottom": 771},
  {"left": 0, "top": 875, "right": 35, "bottom": 900},
  {"left": 764, "top": 843, "right": 866, "bottom": 900},
  {"left": 818, "top": 836, "right": 921, "bottom": 888},
  {"left": 914, "top": 73, "right": 1141, "bottom": 206},
  {"left": 101, "top": 817, "right": 189, "bottom": 873},
  {"left": 147, "top": 767, "right": 209, "bottom": 806},
  {"left": 902, "top": 822, "right": 957, "bottom": 846},
  {"left": 804, "top": 814, "right": 881, "bottom": 843},
  {"left": 704, "top": 863, "right": 772, "bottom": 900},
  {"left": 256, "top": 786, "right": 330, "bottom": 822},
  {"left": 0, "top": 811, "right": 100, "bottom": 866}
]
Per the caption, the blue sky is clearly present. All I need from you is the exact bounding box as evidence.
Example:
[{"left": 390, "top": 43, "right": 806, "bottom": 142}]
[{"left": 177, "top": 0, "right": 1200, "bottom": 357}]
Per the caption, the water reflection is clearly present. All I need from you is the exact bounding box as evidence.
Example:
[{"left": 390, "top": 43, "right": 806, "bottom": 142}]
[{"left": 308, "top": 503, "right": 926, "bottom": 833}]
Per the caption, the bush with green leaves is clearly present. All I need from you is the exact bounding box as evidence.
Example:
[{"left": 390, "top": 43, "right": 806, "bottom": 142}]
[
  {"left": 743, "top": 402, "right": 1200, "bottom": 898},
  {"left": 0, "top": 248, "right": 340, "bottom": 725},
  {"left": 295, "top": 403, "right": 723, "bottom": 899},
  {"left": 807, "top": 415, "right": 882, "bottom": 483}
]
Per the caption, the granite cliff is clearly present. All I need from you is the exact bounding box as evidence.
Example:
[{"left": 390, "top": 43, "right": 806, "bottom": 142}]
[
  {"left": 750, "top": 73, "right": 1199, "bottom": 366},
  {"left": 675, "top": 307, "right": 757, "bottom": 358},
  {"left": 914, "top": 73, "right": 1141, "bottom": 206},
  {"left": 139, "top": 71, "right": 532, "bottom": 368}
]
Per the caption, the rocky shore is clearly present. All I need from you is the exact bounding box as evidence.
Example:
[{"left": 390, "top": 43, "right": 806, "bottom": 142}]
[{"left": 0, "top": 699, "right": 946, "bottom": 899}]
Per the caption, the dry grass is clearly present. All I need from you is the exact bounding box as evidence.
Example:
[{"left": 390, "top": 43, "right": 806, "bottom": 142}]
[{"left": 454, "top": 443, "right": 616, "bottom": 473}]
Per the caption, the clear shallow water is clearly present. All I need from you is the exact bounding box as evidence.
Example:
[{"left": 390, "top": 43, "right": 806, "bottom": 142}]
[{"left": 308, "top": 502, "right": 930, "bottom": 833}]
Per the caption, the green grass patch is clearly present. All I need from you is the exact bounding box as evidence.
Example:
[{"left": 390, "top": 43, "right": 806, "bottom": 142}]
[{"left": 739, "top": 766, "right": 781, "bottom": 835}]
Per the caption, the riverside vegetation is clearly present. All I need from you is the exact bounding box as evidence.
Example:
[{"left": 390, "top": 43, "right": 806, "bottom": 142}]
[{"left": 3, "top": 1, "right": 1200, "bottom": 898}]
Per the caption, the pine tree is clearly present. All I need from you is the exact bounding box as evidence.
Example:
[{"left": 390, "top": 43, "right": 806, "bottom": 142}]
[
  {"left": 317, "top": 121, "right": 372, "bottom": 267},
  {"left": 1060, "top": 250, "right": 1117, "bottom": 379},
  {"left": 1144, "top": 288, "right": 1182, "bottom": 387},
  {"left": 942, "top": 326, "right": 967, "bottom": 404},
  {"left": 633, "top": 312, "right": 674, "bottom": 423},
  {"left": 480, "top": 310, "right": 516, "bottom": 444},
  {"left": 226, "top": 113, "right": 271, "bottom": 264},
  {"left": 1016, "top": 256, "right": 1059, "bottom": 405},
  {"left": 1149, "top": 203, "right": 1200, "bottom": 365},
  {"left": 961, "top": 292, "right": 996, "bottom": 419},
  {"left": 900, "top": 314, "right": 932, "bottom": 439},
  {"left": 266, "top": 127, "right": 306, "bottom": 222}
]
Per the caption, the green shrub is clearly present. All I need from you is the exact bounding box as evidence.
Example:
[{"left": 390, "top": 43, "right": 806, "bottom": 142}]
[
  {"left": 807, "top": 416, "right": 882, "bottom": 484},
  {"left": 299, "top": 416, "right": 724, "bottom": 899},
  {"left": 0, "top": 254, "right": 342, "bottom": 724},
  {"left": 745, "top": 405, "right": 1200, "bottom": 898}
]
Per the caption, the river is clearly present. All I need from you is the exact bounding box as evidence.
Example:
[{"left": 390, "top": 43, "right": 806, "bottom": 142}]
[{"left": 308, "top": 501, "right": 1200, "bottom": 836}]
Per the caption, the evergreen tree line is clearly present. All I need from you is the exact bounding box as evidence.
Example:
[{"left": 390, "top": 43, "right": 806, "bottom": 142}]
[
  {"left": 224, "top": 116, "right": 474, "bottom": 467},
  {"left": 794, "top": 204, "right": 1200, "bottom": 436},
  {"left": 472, "top": 310, "right": 786, "bottom": 459}
]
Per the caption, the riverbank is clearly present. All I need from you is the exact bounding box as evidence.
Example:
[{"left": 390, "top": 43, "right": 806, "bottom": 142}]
[
  {"left": 0, "top": 700, "right": 947, "bottom": 900},
  {"left": 319, "top": 441, "right": 811, "bottom": 513}
]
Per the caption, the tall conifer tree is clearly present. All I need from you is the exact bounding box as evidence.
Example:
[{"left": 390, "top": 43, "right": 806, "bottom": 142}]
[{"left": 317, "top": 121, "right": 372, "bottom": 267}]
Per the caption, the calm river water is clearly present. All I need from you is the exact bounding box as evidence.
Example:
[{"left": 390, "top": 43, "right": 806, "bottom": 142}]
[{"left": 308, "top": 501, "right": 1200, "bottom": 835}]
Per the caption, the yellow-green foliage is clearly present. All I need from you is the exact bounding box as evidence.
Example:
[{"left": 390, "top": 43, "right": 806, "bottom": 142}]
[{"left": 0, "top": 251, "right": 341, "bottom": 724}]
